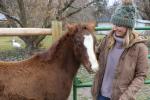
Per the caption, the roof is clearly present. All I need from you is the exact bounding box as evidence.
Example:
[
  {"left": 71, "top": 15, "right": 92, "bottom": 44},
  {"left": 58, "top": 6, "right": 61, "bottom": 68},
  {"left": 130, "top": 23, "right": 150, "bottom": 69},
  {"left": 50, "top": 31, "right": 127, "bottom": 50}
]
[
  {"left": 97, "top": 17, "right": 111, "bottom": 22},
  {"left": 136, "top": 19, "right": 150, "bottom": 24}
]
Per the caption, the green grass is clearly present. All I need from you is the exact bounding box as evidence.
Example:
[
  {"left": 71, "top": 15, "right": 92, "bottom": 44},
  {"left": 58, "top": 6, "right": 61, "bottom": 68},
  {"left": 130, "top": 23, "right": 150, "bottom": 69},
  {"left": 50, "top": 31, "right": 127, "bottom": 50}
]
[
  {"left": 96, "top": 34, "right": 105, "bottom": 40},
  {"left": 0, "top": 35, "right": 104, "bottom": 51},
  {"left": 0, "top": 36, "right": 52, "bottom": 51},
  {"left": 40, "top": 36, "right": 52, "bottom": 48},
  {"left": 0, "top": 36, "right": 25, "bottom": 51}
]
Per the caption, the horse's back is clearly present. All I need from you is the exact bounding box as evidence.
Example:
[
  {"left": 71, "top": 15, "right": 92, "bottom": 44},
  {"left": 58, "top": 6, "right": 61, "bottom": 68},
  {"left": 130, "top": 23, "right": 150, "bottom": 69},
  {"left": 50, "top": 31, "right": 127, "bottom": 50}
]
[
  {"left": 0, "top": 58, "right": 43, "bottom": 100},
  {"left": 0, "top": 56, "right": 72, "bottom": 100}
]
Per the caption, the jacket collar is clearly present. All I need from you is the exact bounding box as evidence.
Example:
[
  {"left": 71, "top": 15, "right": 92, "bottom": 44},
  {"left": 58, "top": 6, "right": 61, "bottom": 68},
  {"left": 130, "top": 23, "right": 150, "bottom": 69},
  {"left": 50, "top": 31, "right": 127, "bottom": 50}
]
[
  {"left": 107, "top": 30, "right": 147, "bottom": 49},
  {"left": 127, "top": 36, "right": 147, "bottom": 48}
]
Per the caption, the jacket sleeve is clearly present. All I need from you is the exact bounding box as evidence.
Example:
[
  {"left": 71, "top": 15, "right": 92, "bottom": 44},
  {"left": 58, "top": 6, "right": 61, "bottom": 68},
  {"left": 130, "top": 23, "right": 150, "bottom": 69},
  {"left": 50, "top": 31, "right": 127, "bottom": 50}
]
[
  {"left": 119, "top": 44, "right": 149, "bottom": 100},
  {"left": 91, "top": 36, "right": 107, "bottom": 99}
]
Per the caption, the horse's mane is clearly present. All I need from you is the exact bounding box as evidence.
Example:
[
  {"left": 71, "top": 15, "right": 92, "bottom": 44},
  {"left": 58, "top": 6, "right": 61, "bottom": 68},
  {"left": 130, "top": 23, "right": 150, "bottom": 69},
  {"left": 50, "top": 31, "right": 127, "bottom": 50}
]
[
  {"left": 36, "top": 27, "right": 77, "bottom": 61},
  {"left": 35, "top": 23, "right": 95, "bottom": 62}
]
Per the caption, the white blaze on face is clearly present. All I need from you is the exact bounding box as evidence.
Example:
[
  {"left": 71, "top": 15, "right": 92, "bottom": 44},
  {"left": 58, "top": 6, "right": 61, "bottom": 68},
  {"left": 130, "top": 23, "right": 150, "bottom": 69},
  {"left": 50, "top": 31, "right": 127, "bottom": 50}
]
[{"left": 83, "top": 34, "right": 99, "bottom": 72}]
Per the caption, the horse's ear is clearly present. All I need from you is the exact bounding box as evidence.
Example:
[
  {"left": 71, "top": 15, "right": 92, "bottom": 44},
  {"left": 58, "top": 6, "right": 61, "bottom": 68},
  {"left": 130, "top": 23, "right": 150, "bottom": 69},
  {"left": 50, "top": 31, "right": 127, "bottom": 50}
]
[
  {"left": 66, "top": 23, "right": 77, "bottom": 33},
  {"left": 86, "top": 22, "right": 96, "bottom": 32}
]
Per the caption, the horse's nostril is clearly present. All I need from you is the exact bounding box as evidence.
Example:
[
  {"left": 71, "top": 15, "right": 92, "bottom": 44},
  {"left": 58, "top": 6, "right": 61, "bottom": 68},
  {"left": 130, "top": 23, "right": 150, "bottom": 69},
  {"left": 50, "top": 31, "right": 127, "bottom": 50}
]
[
  {"left": 89, "top": 63, "right": 91, "bottom": 68},
  {"left": 88, "top": 63, "right": 92, "bottom": 69}
]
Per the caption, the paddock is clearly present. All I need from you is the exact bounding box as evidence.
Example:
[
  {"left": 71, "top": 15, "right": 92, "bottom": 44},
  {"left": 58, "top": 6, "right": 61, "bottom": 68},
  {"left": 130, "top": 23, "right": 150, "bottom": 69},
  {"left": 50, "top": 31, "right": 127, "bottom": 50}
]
[{"left": 0, "top": 21, "right": 150, "bottom": 100}]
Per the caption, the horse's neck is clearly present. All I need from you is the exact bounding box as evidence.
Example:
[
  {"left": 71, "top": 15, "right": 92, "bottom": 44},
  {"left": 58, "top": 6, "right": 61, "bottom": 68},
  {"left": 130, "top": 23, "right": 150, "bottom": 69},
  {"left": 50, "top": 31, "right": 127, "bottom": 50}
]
[
  {"left": 54, "top": 38, "right": 80, "bottom": 78},
  {"left": 37, "top": 35, "right": 80, "bottom": 78}
]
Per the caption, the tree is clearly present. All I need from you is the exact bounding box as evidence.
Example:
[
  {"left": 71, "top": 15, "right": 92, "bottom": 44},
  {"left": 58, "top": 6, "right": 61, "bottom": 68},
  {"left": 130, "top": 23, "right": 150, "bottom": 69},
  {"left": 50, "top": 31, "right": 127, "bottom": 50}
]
[
  {"left": 107, "top": 0, "right": 120, "bottom": 18},
  {"left": 93, "top": 0, "right": 108, "bottom": 19},
  {"left": 134, "top": 0, "right": 150, "bottom": 20},
  {"left": 0, "top": 0, "right": 95, "bottom": 50},
  {"left": 134, "top": 0, "right": 150, "bottom": 47},
  {"left": 0, "top": 0, "right": 47, "bottom": 50}
]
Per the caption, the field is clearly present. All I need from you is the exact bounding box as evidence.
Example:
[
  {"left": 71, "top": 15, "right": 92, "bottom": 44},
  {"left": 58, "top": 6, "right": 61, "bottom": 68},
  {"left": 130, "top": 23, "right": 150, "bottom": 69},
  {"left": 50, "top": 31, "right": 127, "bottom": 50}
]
[{"left": 0, "top": 35, "right": 150, "bottom": 100}]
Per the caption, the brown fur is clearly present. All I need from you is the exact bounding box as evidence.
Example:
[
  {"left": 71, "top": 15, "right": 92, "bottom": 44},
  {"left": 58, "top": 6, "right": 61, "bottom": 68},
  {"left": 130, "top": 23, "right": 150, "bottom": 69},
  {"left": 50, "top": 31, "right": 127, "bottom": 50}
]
[{"left": 0, "top": 23, "right": 96, "bottom": 100}]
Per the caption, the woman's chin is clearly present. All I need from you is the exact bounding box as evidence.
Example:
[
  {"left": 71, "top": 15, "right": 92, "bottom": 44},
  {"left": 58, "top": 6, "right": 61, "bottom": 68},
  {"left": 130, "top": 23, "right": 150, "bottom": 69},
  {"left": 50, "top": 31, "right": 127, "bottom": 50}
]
[{"left": 115, "top": 34, "right": 124, "bottom": 38}]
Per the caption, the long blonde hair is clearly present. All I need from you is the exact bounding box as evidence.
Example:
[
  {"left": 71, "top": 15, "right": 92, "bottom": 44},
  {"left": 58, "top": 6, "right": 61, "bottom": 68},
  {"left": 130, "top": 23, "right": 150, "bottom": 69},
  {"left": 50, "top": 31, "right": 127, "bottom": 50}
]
[{"left": 107, "top": 28, "right": 139, "bottom": 50}]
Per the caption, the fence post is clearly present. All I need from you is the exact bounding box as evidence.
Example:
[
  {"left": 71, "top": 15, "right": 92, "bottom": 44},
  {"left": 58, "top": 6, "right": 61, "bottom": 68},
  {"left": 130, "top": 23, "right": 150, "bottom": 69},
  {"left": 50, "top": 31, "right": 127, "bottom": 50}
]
[
  {"left": 73, "top": 79, "right": 77, "bottom": 100},
  {"left": 52, "top": 20, "right": 62, "bottom": 42}
]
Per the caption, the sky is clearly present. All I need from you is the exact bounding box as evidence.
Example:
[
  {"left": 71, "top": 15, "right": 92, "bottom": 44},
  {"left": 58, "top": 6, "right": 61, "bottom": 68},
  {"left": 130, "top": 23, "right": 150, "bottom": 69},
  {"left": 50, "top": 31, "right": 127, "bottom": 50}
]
[
  {"left": 0, "top": 13, "right": 6, "bottom": 20},
  {"left": 108, "top": 0, "right": 119, "bottom": 6}
]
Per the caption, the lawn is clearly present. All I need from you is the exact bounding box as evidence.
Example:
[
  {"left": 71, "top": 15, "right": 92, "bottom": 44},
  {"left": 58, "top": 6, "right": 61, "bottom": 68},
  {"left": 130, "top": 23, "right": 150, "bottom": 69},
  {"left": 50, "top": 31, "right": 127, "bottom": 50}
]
[
  {"left": 0, "top": 36, "right": 25, "bottom": 51},
  {"left": 0, "top": 36, "right": 52, "bottom": 51},
  {"left": 0, "top": 34, "right": 104, "bottom": 51}
]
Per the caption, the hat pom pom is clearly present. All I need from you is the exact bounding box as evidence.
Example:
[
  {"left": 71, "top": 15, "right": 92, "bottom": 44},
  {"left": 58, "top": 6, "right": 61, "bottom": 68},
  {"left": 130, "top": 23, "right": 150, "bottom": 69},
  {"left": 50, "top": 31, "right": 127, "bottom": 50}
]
[{"left": 122, "top": 0, "right": 133, "bottom": 5}]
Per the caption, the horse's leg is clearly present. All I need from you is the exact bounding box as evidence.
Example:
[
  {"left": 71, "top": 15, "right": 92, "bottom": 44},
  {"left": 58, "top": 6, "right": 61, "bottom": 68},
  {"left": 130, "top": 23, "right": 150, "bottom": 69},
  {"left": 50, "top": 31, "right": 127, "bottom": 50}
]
[{"left": 0, "top": 80, "right": 6, "bottom": 100}]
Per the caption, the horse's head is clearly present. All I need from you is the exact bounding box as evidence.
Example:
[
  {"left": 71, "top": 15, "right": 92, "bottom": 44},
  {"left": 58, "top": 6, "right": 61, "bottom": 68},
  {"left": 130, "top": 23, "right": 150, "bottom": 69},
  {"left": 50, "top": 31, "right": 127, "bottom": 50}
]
[{"left": 67, "top": 23, "right": 99, "bottom": 73}]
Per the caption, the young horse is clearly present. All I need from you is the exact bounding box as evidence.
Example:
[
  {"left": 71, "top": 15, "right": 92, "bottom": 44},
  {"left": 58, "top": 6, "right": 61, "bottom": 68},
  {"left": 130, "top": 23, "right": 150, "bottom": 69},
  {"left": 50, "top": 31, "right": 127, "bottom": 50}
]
[{"left": 0, "top": 23, "right": 99, "bottom": 100}]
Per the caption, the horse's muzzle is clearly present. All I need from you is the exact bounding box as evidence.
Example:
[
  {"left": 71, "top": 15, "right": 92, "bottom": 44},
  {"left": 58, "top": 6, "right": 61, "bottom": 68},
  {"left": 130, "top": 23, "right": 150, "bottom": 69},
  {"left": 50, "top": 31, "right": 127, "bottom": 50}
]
[{"left": 84, "top": 63, "right": 95, "bottom": 74}]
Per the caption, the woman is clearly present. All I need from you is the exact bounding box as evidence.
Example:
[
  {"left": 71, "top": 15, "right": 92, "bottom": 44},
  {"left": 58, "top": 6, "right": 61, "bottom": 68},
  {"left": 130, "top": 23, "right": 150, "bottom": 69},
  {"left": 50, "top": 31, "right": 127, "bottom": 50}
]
[{"left": 91, "top": 0, "right": 149, "bottom": 100}]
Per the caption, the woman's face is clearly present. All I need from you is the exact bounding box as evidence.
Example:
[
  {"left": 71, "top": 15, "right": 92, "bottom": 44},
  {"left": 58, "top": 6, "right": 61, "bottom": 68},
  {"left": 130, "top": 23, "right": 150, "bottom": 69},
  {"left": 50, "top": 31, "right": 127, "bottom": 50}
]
[{"left": 113, "top": 25, "right": 128, "bottom": 38}]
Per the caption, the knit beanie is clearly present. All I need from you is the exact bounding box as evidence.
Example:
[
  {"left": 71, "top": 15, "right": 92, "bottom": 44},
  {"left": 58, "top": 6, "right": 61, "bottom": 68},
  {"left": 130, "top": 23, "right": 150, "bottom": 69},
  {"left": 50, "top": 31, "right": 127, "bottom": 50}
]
[{"left": 111, "top": 0, "right": 136, "bottom": 28}]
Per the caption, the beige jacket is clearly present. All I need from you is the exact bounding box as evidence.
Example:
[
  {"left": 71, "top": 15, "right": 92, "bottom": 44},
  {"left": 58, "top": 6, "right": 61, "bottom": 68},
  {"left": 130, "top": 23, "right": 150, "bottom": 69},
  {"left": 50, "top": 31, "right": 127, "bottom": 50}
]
[{"left": 91, "top": 32, "right": 149, "bottom": 100}]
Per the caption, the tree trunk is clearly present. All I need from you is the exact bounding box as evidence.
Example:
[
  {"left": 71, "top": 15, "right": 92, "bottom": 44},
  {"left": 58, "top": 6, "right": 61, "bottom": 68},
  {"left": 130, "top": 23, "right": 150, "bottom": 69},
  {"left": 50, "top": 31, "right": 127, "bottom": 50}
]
[{"left": 17, "top": 0, "right": 46, "bottom": 51}]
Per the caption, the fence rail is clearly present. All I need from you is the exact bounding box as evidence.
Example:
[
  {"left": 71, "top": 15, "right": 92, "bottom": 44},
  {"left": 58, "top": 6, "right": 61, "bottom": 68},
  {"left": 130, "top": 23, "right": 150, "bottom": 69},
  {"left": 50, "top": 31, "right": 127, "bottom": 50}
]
[
  {"left": 0, "top": 28, "right": 52, "bottom": 36},
  {"left": 95, "top": 26, "right": 150, "bottom": 31},
  {"left": 0, "top": 26, "right": 150, "bottom": 36}
]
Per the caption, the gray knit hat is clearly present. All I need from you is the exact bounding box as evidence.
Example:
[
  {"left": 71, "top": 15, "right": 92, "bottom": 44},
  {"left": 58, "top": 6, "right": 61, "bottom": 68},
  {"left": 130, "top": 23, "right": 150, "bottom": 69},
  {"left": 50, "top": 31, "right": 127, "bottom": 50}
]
[{"left": 111, "top": 0, "right": 136, "bottom": 28}]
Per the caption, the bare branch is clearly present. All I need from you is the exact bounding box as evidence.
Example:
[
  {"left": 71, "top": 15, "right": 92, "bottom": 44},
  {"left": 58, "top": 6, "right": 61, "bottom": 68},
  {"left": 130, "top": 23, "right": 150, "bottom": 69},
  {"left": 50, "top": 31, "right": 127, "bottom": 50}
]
[
  {"left": 0, "top": 11, "right": 23, "bottom": 27},
  {"left": 61, "top": 1, "right": 94, "bottom": 20},
  {"left": 135, "top": 0, "right": 150, "bottom": 20},
  {"left": 0, "top": 0, "right": 5, "bottom": 11},
  {"left": 58, "top": 0, "right": 76, "bottom": 14},
  {"left": 70, "top": 6, "right": 78, "bottom": 9}
]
